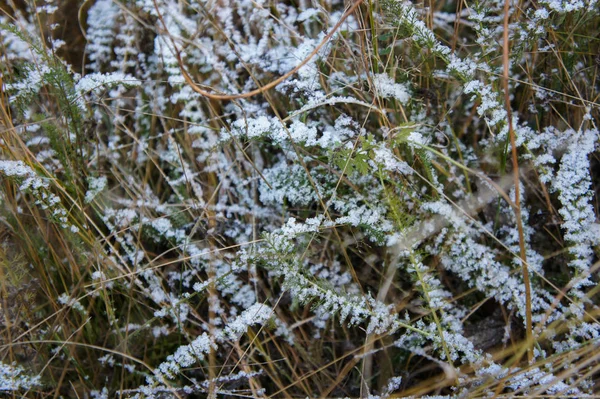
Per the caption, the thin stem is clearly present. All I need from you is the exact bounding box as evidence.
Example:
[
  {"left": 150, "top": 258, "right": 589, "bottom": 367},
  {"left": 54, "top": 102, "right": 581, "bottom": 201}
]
[{"left": 502, "top": 0, "right": 533, "bottom": 364}]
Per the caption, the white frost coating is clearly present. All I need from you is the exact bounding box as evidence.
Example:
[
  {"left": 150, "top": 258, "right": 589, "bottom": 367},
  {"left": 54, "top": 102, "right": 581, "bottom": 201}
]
[
  {"left": 0, "top": 362, "right": 41, "bottom": 392},
  {"left": 86, "top": 0, "right": 120, "bottom": 69},
  {"left": 0, "top": 160, "right": 49, "bottom": 191},
  {"left": 85, "top": 176, "right": 108, "bottom": 203},
  {"left": 58, "top": 293, "right": 88, "bottom": 314},
  {"left": 541, "top": 0, "right": 591, "bottom": 12},
  {"left": 294, "top": 96, "right": 385, "bottom": 119},
  {"left": 75, "top": 72, "right": 141, "bottom": 110},
  {"left": 0, "top": 160, "right": 72, "bottom": 228},
  {"left": 553, "top": 129, "right": 600, "bottom": 288},
  {"left": 6, "top": 65, "right": 51, "bottom": 102},
  {"left": 151, "top": 304, "right": 271, "bottom": 382},
  {"left": 3, "top": 0, "right": 599, "bottom": 394},
  {"left": 372, "top": 145, "right": 413, "bottom": 174},
  {"left": 223, "top": 303, "right": 273, "bottom": 340},
  {"left": 89, "top": 387, "right": 109, "bottom": 399},
  {"left": 76, "top": 72, "right": 140, "bottom": 94},
  {"left": 288, "top": 119, "right": 318, "bottom": 146},
  {"left": 0, "top": 16, "right": 36, "bottom": 62},
  {"left": 154, "top": 333, "right": 215, "bottom": 379},
  {"left": 372, "top": 73, "right": 411, "bottom": 104}
]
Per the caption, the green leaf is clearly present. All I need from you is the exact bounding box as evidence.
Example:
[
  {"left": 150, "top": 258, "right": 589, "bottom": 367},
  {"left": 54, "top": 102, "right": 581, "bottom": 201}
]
[
  {"left": 393, "top": 123, "right": 418, "bottom": 145},
  {"left": 354, "top": 152, "right": 370, "bottom": 175},
  {"left": 378, "top": 32, "right": 393, "bottom": 41}
]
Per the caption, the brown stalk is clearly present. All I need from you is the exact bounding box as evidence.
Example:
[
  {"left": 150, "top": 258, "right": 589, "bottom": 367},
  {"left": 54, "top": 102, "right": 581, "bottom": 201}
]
[{"left": 502, "top": 0, "right": 532, "bottom": 364}]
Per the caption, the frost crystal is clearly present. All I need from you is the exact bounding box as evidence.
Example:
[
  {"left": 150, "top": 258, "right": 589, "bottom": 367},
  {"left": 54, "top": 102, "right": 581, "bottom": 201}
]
[
  {"left": 0, "top": 362, "right": 41, "bottom": 392},
  {"left": 372, "top": 73, "right": 411, "bottom": 104},
  {"left": 553, "top": 129, "right": 600, "bottom": 288}
]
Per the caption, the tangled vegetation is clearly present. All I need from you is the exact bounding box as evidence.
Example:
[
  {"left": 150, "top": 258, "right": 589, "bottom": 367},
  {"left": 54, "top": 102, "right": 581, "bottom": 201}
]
[{"left": 0, "top": 0, "right": 599, "bottom": 396}]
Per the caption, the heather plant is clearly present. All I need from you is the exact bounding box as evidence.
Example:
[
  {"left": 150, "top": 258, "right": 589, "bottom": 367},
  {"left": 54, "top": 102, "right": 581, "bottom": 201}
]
[{"left": 0, "top": 0, "right": 599, "bottom": 397}]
